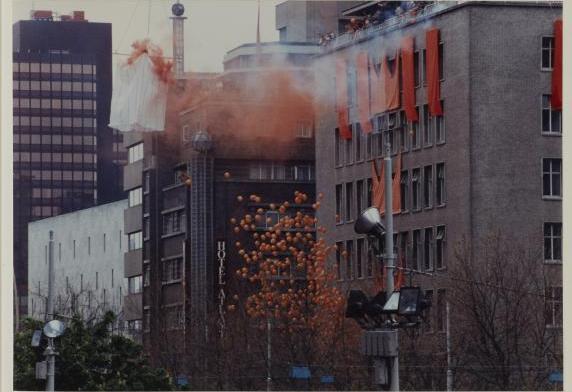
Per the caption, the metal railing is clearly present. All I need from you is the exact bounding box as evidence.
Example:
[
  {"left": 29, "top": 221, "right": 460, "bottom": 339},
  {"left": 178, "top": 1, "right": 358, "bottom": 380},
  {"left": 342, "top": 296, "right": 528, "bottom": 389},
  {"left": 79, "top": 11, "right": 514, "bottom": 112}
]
[{"left": 325, "top": 2, "right": 457, "bottom": 50}]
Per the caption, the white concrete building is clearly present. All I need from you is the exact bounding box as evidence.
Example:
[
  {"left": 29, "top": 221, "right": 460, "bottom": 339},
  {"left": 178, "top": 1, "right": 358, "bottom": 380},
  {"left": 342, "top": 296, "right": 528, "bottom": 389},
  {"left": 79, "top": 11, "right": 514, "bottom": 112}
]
[{"left": 28, "top": 200, "right": 128, "bottom": 325}]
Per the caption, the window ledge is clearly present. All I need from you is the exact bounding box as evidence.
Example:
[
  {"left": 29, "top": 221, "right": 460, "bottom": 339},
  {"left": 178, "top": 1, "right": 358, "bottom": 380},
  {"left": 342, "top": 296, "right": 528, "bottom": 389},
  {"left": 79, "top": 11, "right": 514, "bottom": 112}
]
[
  {"left": 541, "top": 132, "right": 562, "bottom": 137},
  {"left": 436, "top": 141, "right": 446, "bottom": 146},
  {"left": 411, "top": 146, "right": 421, "bottom": 152},
  {"left": 400, "top": 209, "right": 410, "bottom": 215},
  {"left": 543, "top": 260, "right": 562, "bottom": 265},
  {"left": 161, "top": 279, "right": 183, "bottom": 286},
  {"left": 161, "top": 231, "right": 185, "bottom": 240},
  {"left": 423, "top": 144, "right": 433, "bottom": 149},
  {"left": 412, "top": 208, "right": 422, "bottom": 213},
  {"left": 542, "top": 196, "right": 562, "bottom": 201},
  {"left": 540, "top": 68, "right": 554, "bottom": 72},
  {"left": 436, "top": 203, "right": 446, "bottom": 209},
  {"left": 423, "top": 206, "right": 433, "bottom": 211}
]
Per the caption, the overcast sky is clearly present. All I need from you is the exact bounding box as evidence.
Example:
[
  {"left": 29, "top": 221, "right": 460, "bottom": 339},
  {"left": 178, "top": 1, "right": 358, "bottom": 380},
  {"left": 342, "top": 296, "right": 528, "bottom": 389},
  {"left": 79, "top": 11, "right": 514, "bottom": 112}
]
[{"left": 12, "top": 0, "right": 282, "bottom": 72}]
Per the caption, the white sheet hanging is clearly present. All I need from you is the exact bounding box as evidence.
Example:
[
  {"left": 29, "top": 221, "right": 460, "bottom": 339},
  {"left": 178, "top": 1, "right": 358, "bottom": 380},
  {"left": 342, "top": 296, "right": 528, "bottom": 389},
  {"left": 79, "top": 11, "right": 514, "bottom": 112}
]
[{"left": 108, "top": 53, "right": 168, "bottom": 132}]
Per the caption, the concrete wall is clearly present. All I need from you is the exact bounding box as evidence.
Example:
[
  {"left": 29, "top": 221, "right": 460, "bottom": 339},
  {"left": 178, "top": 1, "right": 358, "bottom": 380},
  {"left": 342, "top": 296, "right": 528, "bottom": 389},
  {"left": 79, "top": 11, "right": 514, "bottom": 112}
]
[{"left": 28, "top": 199, "right": 128, "bottom": 320}]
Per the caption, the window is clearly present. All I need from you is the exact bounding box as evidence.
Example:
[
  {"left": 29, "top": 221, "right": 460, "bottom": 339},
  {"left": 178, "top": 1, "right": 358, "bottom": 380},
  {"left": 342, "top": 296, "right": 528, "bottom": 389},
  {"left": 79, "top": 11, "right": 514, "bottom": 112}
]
[
  {"left": 128, "top": 275, "right": 142, "bottom": 294},
  {"left": 165, "top": 306, "right": 185, "bottom": 329},
  {"left": 335, "top": 242, "right": 343, "bottom": 280},
  {"left": 412, "top": 229, "right": 422, "bottom": 270},
  {"left": 398, "top": 111, "right": 408, "bottom": 152},
  {"left": 542, "top": 158, "right": 561, "bottom": 198},
  {"left": 346, "top": 240, "right": 354, "bottom": 280},
  {"left": 424, "top": 228, "right": 433, "bottom": 271},
  {"left": 414, "top": 51, "right": 420, "bottom": 87},
  {"left": 355, "top": 124, "right": 363, "bottom": 161},
  {"left": 162, "top": 258, "right": 183, "bottom": 282},
  {"left": 542, "top": 95, "right": 561, "bottom": 134},
  {"left": 435, "top": 226, "right": 446, "bottom": 269},
  {"left": 356, "top": 238, "right": 365, "bottom": 279},
  {"left": 541, "top": 36, "right": 555, "bottom": 70},
  {"left": 412, "top": 169, "right": 420, "bottom": 211},
  {"left": 437, "top": 289, "right": 446, "bottom": 332},
  {"left": 296, "top": 121, "right": 313, "bottom": 138},
  {"left": 143, "top": 309, "right": 151, "bottom": 331},
  {"left": 424, "top": 289, "right": 433, "bottom": 332},
  {"left": 249, "top": 163, "right": 287, "bottom": 180},
  {"left": 294, "top": 165, "right": 314, "bottom": 181},
  {"left": 342, "top": 183, "right": 354, "bottom": 224},
  {"left": 435, "top": 102, "right": 445, "bottom": 143},
  {"left": 421, "top": 49, "right": 426, "bottom": 85},
  {"left": 143, "top": 265, "right": 150, "bottom": 287},
  {"left": 410, "top": 110, "right": 420, "bottom": 149},
  {"left": 128, "top": 143, "right": 143, "bottom": 163},
  {"left": 400, "top": 171, "right": 409, "bottom": 212},
  {"left": 265, "top": 211, "right": 279, "bottom": 229},
  {"left": 544, "top": 222, "right": 562, "bottom": 262},
  {"left": 335, "top": 128, "right": 342, "bottom": 166},
  {"left": 356, "top": 180, "right": 364, "bottom": 217},
  {"left": 127, "top": 319, "right": 143, "bottom": 332},
  {"left": 423, "top": 104, "right": 432, "bottom": 146},
  {"left": 366, "top": 239, "right": 374, "bottom": 277},
  {"left": 436, "top": 163, "right": 446, "bottom": 206},
  {"left": 545, "top": 287, "right": 562, "bottom": 327},
  {"left": 345, "top": 126, "right": 354, "bottom": 165},
  {"left": 399, "top": 232, "right": 408, "bottom": 269},
  {"left": 128, "top": 187, "right": 142, "bottom": 207},
  {"left": 163, "top": 210, "right": 185, "bottom": 235},
  {"left": 366, "top": 178, "right": 373, "bottom": 209},
  {"left": 335, "top": 184, "right": 343, "bottom": 224},
  {"left": 423, "top": 165, "right": 433, "bottom": 208},
  {"left": 128, "top": 231, "right": 142, "bottom": 251}
]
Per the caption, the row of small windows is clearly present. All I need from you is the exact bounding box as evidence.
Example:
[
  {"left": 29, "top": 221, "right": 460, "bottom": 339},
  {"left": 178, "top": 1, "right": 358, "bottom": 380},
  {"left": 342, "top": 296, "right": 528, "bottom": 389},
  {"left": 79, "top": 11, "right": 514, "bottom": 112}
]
[
  {"left": 335, "top": 163, "right": 446, "bottom": 224},
  {"left": 335, "top": 226, "right": 447, "bottom": 281},
  {"left": 14, "top": 116, "right": 96, "bottom": 128},
  {"left": 248, "top": 163, "right": 315, "bottom": 181},
  {"left": 127, "top": 258, "right": 183, "bottom": 295},
  {"left": 28, "top": 170, "right": 97, "bottom": 181},
  {"left": 14, "top": 134, "right": 96, "bottom": 145},
  {"left": 128, "top": 143, "right": 144, "bottom": 164},
  {"left": 13, "top": 62, "right": 96, "bottom": 74},
  {"left": 16, "top": 152, "right": 96, "bottom": 163},
  {"left": 335, "top": 104, "right": 445, "bottom": 168},
  {"left": 13, "top": 80, "right": 96, "bottom": 92},
  {"left": 162, "top": 210, "right": 186, "bottom": 235},
  {"left": 14, "top": 98, "right": 97, "bottom": 110}
]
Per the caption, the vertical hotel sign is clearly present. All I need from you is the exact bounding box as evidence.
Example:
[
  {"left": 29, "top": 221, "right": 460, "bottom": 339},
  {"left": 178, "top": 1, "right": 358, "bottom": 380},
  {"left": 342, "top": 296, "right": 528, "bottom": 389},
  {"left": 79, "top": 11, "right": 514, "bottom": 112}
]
[{"left": 216, "top": 240, "right": 226, "bottom": 338}]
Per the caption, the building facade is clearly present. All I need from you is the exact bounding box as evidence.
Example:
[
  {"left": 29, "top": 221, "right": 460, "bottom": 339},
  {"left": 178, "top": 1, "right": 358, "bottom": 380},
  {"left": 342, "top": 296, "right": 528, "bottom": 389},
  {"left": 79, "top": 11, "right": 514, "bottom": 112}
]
[
  {"left": 13, "top": 14, "right": 125, "bottom": 315},
  {"left": 27, "top": 200, "right": 128, "bottom": 330},
  {"left": 121, "top": 41, "right": 319, "bottom": 379},
  {"left": 312, "top": 1, "right": 562, "bottom": 389}
]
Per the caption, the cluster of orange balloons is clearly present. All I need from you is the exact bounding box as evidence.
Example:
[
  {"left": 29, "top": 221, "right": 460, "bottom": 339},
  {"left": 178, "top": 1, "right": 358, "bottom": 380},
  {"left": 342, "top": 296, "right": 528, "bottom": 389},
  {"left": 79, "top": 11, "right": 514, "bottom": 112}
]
[{"left": 229, "top": 191, "right": 346, "bottom": 336}]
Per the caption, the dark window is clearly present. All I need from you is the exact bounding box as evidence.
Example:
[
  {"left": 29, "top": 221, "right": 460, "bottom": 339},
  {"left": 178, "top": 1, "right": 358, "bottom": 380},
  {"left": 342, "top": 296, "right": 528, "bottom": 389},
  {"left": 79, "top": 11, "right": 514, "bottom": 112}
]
[
  {"left": 435, "top": 226, "right": 446, "bottom": 269},
  {"left": 437, "top": 289, "right": 446, "bottom": 332},
  {"left": 356, "top": 180, "right": 364, "bottom": 217},
  {"left": 143, "top": 264, "right": 150, "bottom": 287},
  {"left": 336, "top": 242, "right": 343, "bottom": 280},
  {"left": 367, "top": 178, "right": 373, "bottom": 208},
  {"left": 542, "top": 158, "right": 561, "bottom": 197},
  {"left": 545, "top": 286, "right": 562, "bottom": 327},
  {"left": 399, "top": 232, "right": 408, "bottom": 269},
  {"left": 335, "top": 184, "right": 343, "bottom": 224},
  {"left": 411, "top": 107, "right": 420, "bottom": 148},
  {"left": 162, "top": 210, "right": 186, "bottom": 235},
  {"left": 412, "top": 169, "right": 420, "bottom": 211},
  {"left": 162, "top": 258, "right": 183, "bottom": 282},
  {"left": 436, "top": 163, "right": 446, "bottom": 206},
  {"left": 128, "top": 275, "right": 142, "bottom": 294},
  {"left": 355, "top": 124, "right": 363, "bottom": 161},
  {"left": 345, "top": 182, "right": 354, "bottom": 222},
  {"left": 414, "top": 51, "right": 420, "bottom": 87},
  {"left": 435, "top": 101, "right": 445, "bottom": 143},
  {"left": 366, "top": 238, "right": 374, "bottom": 277},
  {"left": 541, "top": 36, "right": 555, "bottom": 70},
  {"left": 412, "top": 229, "right": 422, "bottom": 270},
  {"left": 128, "top": 231, "right": 142, "bottom": 251},
  {"left": 356, "top": 238, "right": 364, "bottom": 279},
  {"left": 544, "top": 222, "right": 562, "bottom": 262},
  {"left": 423, "top": 165, "right": 433, "bottom": 208},
  {"left": 345, "top": 126, "right": 354, "bottom": 165},
  {"left": 400, "top": 170, "right": 409, "bottom": 212},
  {"left": 542, "top": 95, "right": 562, "bottom": 134},
  {"left": 335, "top": 128, "right": 342, "bottom": 166},
  {"left": 423, "top": 104, "right": 432, "bottom": 146},
  {"left": 424, "top": 228, "right": 433, "bottom": 271}
]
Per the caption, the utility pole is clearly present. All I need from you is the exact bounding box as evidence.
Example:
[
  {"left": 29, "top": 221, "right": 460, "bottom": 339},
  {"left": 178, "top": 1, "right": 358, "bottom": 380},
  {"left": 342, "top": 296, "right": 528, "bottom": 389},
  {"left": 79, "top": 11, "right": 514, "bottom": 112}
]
[
  {"left": 266, "top": 316, "right": 272, "bottom": 391},
  {"left": 383, "top": 143, "right": 399, "bottom": 392},
  {"left": 45, "top": 230, "right": 55, "bottom": 392},
  {"left": 446, "top": 301, "right": 453, "bottom": 391}
]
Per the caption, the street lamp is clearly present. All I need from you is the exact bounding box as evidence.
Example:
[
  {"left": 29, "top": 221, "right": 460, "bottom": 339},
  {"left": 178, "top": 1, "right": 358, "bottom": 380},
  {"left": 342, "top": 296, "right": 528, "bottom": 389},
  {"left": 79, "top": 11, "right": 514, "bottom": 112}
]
[{"left": 42, "top": 319, "right": 65, "bottom": 391}]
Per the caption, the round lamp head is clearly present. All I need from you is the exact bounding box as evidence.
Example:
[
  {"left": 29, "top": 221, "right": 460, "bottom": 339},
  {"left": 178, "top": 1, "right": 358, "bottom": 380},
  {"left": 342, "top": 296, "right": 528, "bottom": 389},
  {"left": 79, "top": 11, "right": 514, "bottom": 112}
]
[
  {"left": 43, "top": 319, "right": 65, "bottom": 338},
  {"left": 172, "top": 2, "right": 185, "bottom": 16},
  {"left": 354, "top": 207, "right": 386, "bottom": 239}
]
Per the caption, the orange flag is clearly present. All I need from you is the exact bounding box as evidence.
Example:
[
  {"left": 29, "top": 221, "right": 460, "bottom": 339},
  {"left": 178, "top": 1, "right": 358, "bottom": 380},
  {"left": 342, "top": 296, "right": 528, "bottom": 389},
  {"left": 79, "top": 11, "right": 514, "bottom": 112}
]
[
  {"left": 552, "top": 20, "right": 562, "bottom": 110},
  {"left": 392, "top": 151, "right": 402, "bottom": 214},
  {"left": 369, "top": 56, "right": 385, "bottom": 115},
  {"left": 382, "top": 50, "right": 401, "bottom": 111}
]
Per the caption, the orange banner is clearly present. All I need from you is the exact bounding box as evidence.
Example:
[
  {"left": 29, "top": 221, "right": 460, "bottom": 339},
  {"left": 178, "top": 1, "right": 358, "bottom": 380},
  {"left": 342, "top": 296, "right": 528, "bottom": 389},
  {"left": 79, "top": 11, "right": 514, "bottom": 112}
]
[
  {"left": 382, "top": 51, "right": 401, "bottom": 111},
  {"left": 552, "top": 20, "right": 562, "bottom": 110},
  {"left": 401, "top": 37, "right": 418, "bottom": 122}
]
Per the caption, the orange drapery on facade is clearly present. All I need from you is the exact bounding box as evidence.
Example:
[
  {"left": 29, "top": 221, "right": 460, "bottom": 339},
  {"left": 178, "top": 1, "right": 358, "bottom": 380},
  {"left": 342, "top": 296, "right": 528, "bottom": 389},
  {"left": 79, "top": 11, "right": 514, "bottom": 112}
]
[
  {"left": 382, "top": 51, "right": 401, "bottom": 111},
  {"left": 336, "top": 58, "right": 352, "bottom": 140},
  {"left": 552, "top": 20, "right": 562, "bottom": 111},
  {"left": 369, "top": 56, "right": 385, "bottom": 115},
  {"left": 356, "top": 51, "right": 373, "bottom": 133},
  {"left": 392, "top": 151, "right": 402, "bottom": 214},
  {"left": 426, "top": 28, "right": 443, "bottom": 116},
  {"left": 372, "top": 159, "right": 385, "bottom": 213},
  {"left": 401, "top": 37, "right": 418, "bottom": 122}
]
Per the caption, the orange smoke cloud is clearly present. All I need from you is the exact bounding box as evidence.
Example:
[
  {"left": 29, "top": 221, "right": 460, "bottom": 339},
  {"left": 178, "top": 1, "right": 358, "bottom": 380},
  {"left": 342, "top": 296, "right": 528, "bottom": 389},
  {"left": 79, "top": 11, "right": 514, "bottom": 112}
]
[{"left": 127, "top": 39, "right": 173, "bottom": 84}]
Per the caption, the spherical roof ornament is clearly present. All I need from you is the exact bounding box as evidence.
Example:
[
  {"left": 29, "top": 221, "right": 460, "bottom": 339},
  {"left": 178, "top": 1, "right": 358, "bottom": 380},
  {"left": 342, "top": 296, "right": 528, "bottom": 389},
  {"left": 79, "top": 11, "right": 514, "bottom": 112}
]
[
  {"left": 172, "top": 2, "right": 185, "bottom": 17},
  {"left": 191, "top": 130, "right": 213, "bottom": 153}
]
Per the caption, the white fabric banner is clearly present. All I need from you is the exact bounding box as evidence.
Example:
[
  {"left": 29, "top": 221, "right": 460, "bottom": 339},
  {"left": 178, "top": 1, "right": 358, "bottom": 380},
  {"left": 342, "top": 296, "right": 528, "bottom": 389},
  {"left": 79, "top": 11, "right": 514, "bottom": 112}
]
[{"left": 108, "top": 54, "right": 168, "bottom": 132}]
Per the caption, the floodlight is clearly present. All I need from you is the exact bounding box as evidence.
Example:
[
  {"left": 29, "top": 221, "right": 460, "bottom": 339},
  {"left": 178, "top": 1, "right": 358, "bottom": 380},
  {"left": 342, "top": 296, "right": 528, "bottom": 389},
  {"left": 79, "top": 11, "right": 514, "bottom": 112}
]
[
  {"left": 397, "top": 287, "right": 422, "bottom": 316},
  {"left": 43, "top": 319, "right": 65, "bottom": 338},
  {"left": 354, "top": 207, "right": 386, "bottom": 240},
  {"left": 382, "top": 291, "right": 400, "bottom": 313},
  {"left": 345, "top": 290, "right": 369, "bottom": 319}
]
